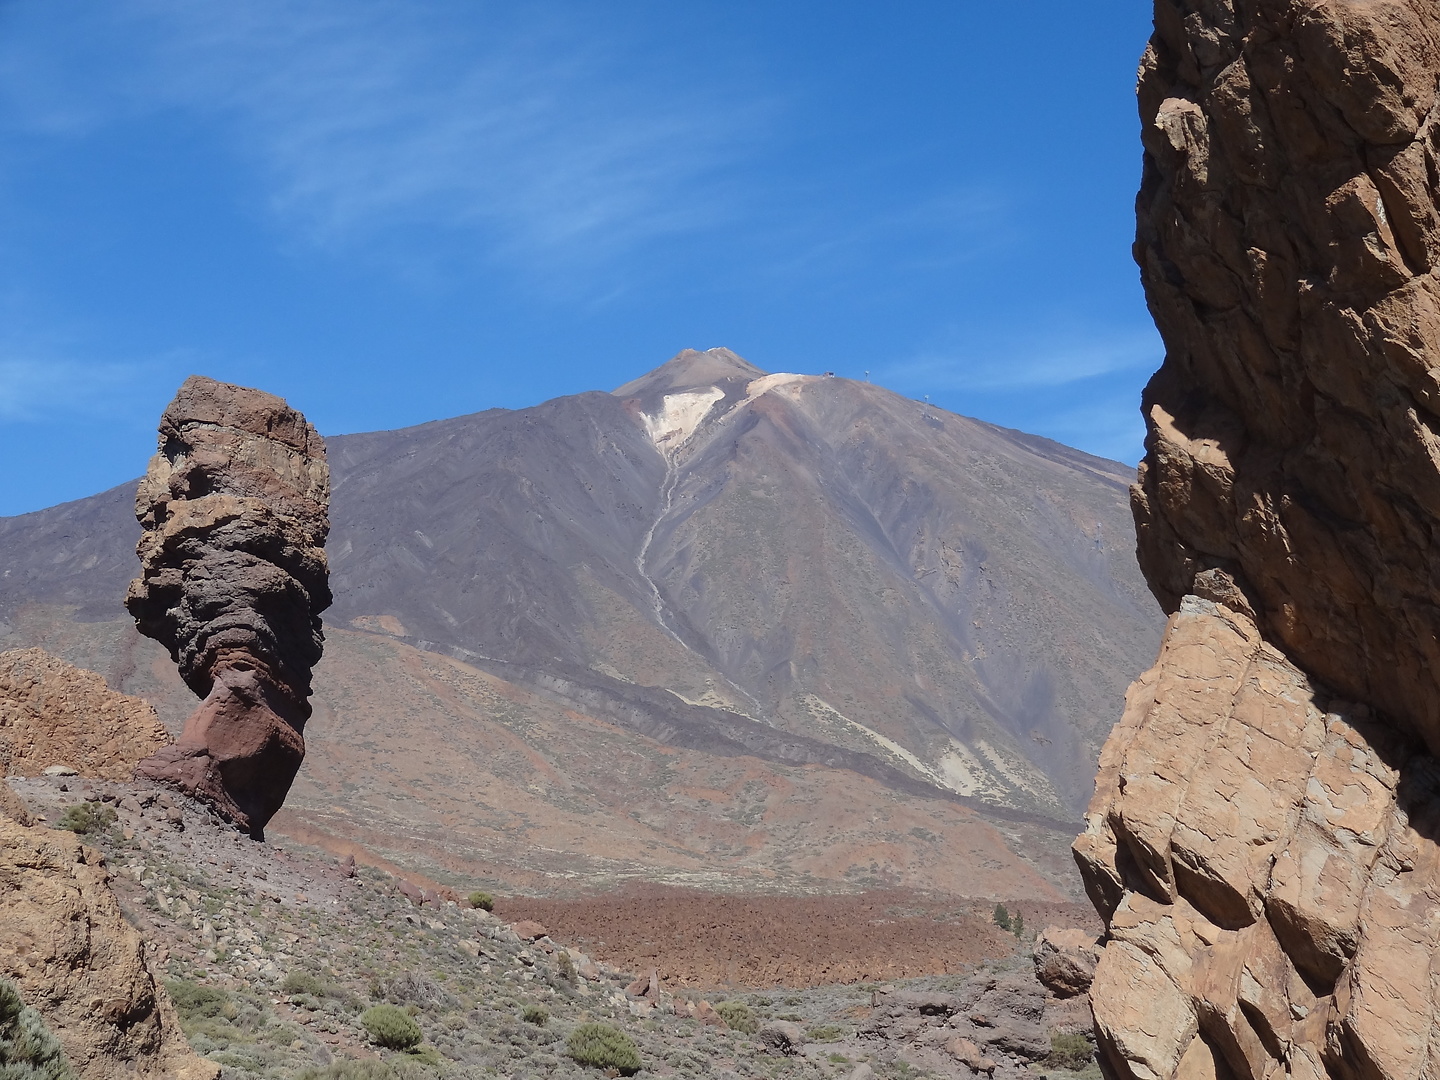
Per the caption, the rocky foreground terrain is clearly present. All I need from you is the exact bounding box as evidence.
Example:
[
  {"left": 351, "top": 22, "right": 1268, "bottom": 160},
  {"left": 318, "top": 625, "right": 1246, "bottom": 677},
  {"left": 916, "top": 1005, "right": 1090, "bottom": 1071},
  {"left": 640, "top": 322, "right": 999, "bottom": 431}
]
[{"left": 5, "top": 770, "right": 1101, "bottom": 1080}]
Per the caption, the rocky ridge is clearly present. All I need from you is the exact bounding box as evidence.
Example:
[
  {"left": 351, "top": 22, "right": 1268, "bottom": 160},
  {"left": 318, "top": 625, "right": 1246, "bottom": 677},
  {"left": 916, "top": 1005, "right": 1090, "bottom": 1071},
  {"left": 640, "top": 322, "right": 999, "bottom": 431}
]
[
  {"left": 1079, "top": 4, "right": 1440, "bottom": 1080},
  {"left": 0, "top": 646, "right": 170, "bottom": 779},
  {"left": 127, "top": 376, "right": 331, "bottom": 839}
]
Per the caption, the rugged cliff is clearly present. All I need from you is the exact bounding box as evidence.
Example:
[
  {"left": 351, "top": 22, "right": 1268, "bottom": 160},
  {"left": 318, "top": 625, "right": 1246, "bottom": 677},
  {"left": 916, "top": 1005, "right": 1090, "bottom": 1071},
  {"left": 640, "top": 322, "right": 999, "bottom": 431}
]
[
  {"left": 127, "top": 376, "right": 330, "bottom": 839},
  {"left": 1078, "top": 3, "right": 1440, "bottom": 1080}
]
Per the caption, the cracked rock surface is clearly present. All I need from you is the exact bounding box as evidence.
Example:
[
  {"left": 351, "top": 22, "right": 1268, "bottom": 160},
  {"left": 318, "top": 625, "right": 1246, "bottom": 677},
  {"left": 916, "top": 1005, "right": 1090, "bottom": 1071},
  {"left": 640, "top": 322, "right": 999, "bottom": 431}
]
[{"left": 1084, "top": 3, "right": 1440, "bottom": 1080}]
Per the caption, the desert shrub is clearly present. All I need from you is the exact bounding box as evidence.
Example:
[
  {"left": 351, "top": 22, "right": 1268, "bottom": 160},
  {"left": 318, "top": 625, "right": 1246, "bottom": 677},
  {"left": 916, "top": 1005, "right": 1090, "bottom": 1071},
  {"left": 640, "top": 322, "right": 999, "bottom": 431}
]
[
  {"left": 378, "top": 970, "right": 448, "bottom": 1010},
  {"left": 56, "top": 803, "right": 116, "bottom": 836},
  {"left": 164, "top": 980, "right": 231, "bottom": 1023},
  {"left": 714, "top": 1000, "right": 759, "bottom": 1034},
  {"left": 360, "top": 1005, "right": 422, "bottom": 1051},
  {"left": 992, "top": 903, "right": 1011, "bottom": 931},
  {"left": 467, "top": 891, "right": 494, "bottom": 911},
  {"left": 1046, "top": 1032, "right": 1094, "bottom": 1071},
  {"left": 281, "top": 971, "right": 326, "bottom": 998},
  {"left": 1012, "top": 912, "right": 1026, "bottom": 938},
  {"left": 296, "top": 1062, "right": 422, "bottom": 1080},
  {"left": 556, "top": 951, "right": 576, "bottom": 983},
  {"left": 566, "top": 1022, "right": 641, "bottom": 1075},
  {"left": 0, "top": 978, "right": 76, "bottom": 1079},
  {"left": 520, "top": 1004, "right": 548, "bottom": 1026},
  {"left": 806, "top": 1024, "right": 845, "bottom": 1042}
]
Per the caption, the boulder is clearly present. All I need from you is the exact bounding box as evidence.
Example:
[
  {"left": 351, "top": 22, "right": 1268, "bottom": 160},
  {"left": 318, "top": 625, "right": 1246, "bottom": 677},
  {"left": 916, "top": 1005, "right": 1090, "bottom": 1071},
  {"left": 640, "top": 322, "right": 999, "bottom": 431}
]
[
  {"left": 1032, "top": 926, "right": 1100, "bottom": 998},
  {"left": 756, "top": 1019, "right": 806, "bottom": 1056},
  {"left": 128, "top": 376, "right": 330, "bottom": 839},
  {"left": 510, "top": 919, "right": 548, "bottom": 942},
  {"left": 946, "top": 1036, "right": 996, "bottom": 1075}
]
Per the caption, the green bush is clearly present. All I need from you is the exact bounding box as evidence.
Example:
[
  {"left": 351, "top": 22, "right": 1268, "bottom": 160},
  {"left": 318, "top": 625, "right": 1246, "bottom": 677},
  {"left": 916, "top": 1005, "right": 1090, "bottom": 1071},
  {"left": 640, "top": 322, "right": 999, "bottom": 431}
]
[
  {"left": 164, "top": 980, "right": 232, "bottom": 1023},
  {"left": 556, "top": 951, "right": 576, "bottom": 983},
  {"left": 713, "top": 999, "right": 759, "bottom": 1034},
  {"left": 0, "top": 978, "right": 75, "bottom": 1079},
  {"left": 359, "top": 1005, "right": 423, "bottom": 1051},
  {"left": 281, "top": 971, "right": 326, "bottom": 998},
  {"left": 56, "top": 803, "right": 116, "bottom": 836},
  {"left": 566, "top": 1022, "right": 641, "bottom": 1075},
  {"left": 520, "top": 1004, "right": 548, "bottom": 1025},
  {"left": 1046, "top": 1032, "right": 1094, "bottom": 1071},
  {"left": 806, "top": 1024, "right": 845, "bottom": 1042},
  {"left": 992, "top": 903, "right": 1011, "bottom": 931},
  {"left": 467, "top": 891, "right": 494, "bottom": 911}
]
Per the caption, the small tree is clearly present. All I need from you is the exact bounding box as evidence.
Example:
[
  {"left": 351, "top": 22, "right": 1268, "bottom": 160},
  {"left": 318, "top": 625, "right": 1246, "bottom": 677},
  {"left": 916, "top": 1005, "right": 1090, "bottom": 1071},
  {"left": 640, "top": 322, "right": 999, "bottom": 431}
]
[
  {"left": 1012, "top": 912, "right": 1025, "bottom": 938},
  {"left": 992, "top": 903, "right": 1011, "bottom": 931}
]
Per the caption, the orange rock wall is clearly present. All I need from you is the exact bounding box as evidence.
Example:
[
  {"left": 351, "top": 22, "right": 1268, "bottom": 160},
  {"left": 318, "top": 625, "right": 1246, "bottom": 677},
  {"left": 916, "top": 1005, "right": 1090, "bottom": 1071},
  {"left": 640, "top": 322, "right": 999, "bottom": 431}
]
[{"left": 1084, "top": 3, "right": 1440, "bottom": 1080}]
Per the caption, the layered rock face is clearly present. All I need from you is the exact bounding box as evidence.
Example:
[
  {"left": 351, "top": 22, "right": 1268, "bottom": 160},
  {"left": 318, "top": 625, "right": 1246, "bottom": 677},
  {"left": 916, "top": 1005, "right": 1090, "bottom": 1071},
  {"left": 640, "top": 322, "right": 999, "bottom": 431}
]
[
  {"left": 0, "top": 648, "right": 170, "bottom": 779},
  {"left": 0, "top": 797, "right": 219, "bottom": 1079},
  {"left": 1078, "top": 4, "right": 1440, "bottom": 1080},
  {"left": 127, "top": 376, "right": 330, "bottom": 838}
]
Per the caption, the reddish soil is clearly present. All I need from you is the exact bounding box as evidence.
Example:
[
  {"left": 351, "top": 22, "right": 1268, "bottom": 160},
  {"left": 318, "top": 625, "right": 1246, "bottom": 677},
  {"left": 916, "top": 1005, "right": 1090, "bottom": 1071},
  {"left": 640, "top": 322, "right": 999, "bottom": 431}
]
[{"left": 495, "top": 886, "right": 1100, "bottom": 989}]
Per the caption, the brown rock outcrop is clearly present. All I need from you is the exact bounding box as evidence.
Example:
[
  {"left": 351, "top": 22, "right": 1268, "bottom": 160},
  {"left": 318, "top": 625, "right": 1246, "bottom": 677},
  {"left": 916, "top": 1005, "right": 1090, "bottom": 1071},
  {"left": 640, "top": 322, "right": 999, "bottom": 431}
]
[
  {"left": 127, "top": 376, "right": 330, "bottom": 839},
  {"left": 0, "top": 807, "right": 218, "bottom": 1079},
  {"left": 0, "top": 648, "right": 170, "bottom": 779},
  {"left": 1032, "top": 926, "right": 1100, "bottom": 1000},
  {"left": 1081, "top": 4, "right": 1440, "bottom": 1080}
]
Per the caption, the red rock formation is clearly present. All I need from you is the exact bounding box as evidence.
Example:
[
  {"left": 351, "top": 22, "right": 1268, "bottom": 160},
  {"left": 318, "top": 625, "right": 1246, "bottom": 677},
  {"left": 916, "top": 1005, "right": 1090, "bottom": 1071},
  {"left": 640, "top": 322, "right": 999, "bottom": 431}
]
[
  {"left": 1079, "top": 4, "right": 1440, "bottom": 1080},
  {"left": 127, "top": 376, "right": 330, "bottom": 838}
]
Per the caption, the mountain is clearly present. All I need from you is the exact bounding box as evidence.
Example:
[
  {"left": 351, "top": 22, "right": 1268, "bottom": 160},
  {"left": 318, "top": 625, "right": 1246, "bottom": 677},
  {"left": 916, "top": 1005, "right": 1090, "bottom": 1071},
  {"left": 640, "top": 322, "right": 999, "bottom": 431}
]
[{"left": 0, "top": 350, "right": 1162, "bottom": 897}]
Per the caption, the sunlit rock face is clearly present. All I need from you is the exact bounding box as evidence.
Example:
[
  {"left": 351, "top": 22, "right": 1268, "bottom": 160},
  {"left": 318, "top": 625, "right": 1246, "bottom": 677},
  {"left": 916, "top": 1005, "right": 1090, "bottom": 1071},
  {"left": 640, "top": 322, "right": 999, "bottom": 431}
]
[
  {"left": 1080, "top": 4, "right": 1440, "bottom": 1080},
  {"left": 127, "top": 375, "right": 330, "bottom": 839}
]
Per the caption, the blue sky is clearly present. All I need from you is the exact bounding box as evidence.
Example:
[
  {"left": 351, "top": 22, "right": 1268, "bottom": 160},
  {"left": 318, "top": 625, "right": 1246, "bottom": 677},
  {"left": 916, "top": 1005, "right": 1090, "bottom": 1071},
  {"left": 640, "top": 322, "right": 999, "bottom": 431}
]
[{"left": 0, "top": 0, "right": 1158, "bottom": 517}]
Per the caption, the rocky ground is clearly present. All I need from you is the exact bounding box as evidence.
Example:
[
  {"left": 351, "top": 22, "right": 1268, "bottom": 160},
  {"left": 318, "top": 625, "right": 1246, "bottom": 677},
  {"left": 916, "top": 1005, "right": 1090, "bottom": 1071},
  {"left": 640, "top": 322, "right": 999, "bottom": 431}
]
[{"left": 10, "top": 773, "right": 1100, "bottom": 1080}]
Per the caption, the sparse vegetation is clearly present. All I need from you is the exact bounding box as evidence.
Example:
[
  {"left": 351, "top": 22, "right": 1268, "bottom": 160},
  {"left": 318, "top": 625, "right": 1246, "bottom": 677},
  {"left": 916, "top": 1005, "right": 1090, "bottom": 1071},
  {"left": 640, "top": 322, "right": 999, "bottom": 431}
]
[
  {"left": 805, "top": 1024, "right": 845, "bottom": 1042},
  {"left": 1046, "top": 1032, "right": 1095, "bottom": 1070},
  {"left": 296, "top": 1063, "right": 421, "bottom": 1080},
  {"left": 566, "top": 1022, "right": 642, "bottom": 1075},
  {"left": 992, "top": 903, "right": 1011, "bottom": 931},
  {"left": 520, "top": 1003, "right": 549, "bottom": 1025},
  {"left": 714, "top": 999, "right": 759, "bottom": 1033},
  {"left": 56, "top": 802, "right": 115, "bottom": 836},
  {"left": 467, "top": 890, "right": 494, "bottom": 911},
  {"left": 359, "top": 1005, "right": 423, "bottom": 1051},
  {"left": 0, "top": 977, "right": 76, "bottom": 1080},
  {"left": 280, "top": 970, "right": 325, "bottom": 998},
  {"left": 557, "top": 950, "right": 576, "bottom": 983}
]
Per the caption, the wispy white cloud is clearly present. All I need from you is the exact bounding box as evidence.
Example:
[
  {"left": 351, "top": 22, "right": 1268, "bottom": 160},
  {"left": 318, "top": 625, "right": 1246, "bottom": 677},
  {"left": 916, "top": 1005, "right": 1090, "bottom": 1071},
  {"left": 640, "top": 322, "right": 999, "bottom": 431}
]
[
  {"left": 879, "top": 328, "right": 1161, "bottom": 394},
  {"left": 0, "top": 0, "right": 773, "bottom": 284},
  {"left": 0, "top": 357, "right": 156, "bottom": 422}
]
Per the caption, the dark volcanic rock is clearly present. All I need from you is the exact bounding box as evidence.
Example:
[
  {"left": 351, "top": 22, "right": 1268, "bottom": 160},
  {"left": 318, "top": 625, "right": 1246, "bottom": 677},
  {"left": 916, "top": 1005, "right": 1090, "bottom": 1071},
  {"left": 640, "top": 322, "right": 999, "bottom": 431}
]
[{"left": 127, "top": 376, "right": 330, "bottom": 838}]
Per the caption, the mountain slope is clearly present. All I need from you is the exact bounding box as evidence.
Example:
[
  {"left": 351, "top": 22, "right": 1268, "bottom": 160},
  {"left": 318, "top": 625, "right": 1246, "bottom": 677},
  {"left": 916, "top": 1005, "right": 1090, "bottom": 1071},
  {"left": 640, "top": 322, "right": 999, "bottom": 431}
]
[{"left": 0, "top": 349, "right": 1162, "bottom": 893}]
